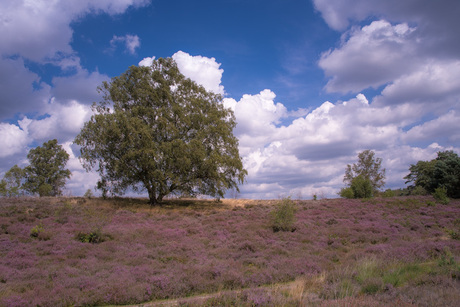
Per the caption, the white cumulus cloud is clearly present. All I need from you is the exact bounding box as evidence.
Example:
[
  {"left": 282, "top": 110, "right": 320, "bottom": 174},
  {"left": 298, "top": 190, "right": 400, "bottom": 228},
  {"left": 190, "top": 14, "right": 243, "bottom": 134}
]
[
  {"left": 172, "top": 51, "right": 225, "bottom": 95},
  {"left": 0, "top": 123, "right": 29, "bottom": 158},
  {"left": 319, "top": 20, "right": 418, "bottom": 93}
]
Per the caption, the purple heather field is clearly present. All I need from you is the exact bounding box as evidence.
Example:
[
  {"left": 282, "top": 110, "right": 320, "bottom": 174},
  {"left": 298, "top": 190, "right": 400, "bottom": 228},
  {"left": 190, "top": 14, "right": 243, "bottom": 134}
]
[{"left": 0, "top": 196, "right": 459, "bottom": 306}]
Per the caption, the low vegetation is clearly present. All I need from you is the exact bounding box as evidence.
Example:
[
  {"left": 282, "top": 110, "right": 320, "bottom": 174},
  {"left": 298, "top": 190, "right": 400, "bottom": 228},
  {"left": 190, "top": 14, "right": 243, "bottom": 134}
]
[{"left": 0, "top": 196, "right": 458, "bottom": 306}]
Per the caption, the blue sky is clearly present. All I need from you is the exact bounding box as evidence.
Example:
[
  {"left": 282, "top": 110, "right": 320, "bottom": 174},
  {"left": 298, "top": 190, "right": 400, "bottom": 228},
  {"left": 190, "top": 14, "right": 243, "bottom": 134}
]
[{"left": 1, "top": 0, "right": 459, "bottom": 199}]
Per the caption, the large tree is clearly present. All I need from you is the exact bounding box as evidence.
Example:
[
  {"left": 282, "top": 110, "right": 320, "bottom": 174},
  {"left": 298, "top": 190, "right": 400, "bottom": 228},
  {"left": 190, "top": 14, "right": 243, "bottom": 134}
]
[
  {"left": 342, "top": 149, "right": 386, "bottom": 197},
  {"left": 23, "top": 139, "right": 71, "bottom": 197},
  {"left": 405, "top": 150, "right": 460, "bottom": 198},
  {"left": 75, "top": 57, "right": 247, "bottom": 205}
]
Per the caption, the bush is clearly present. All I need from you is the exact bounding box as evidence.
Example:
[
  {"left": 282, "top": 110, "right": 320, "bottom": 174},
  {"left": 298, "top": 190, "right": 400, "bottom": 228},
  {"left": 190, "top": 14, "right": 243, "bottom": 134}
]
[
  {"left": 270, "top": 197, "right": 297, "bottom": 232},
  {"left": 351, "top": 176, "right": 373, "bottom": 198},
  {"left": 339, "top": 187, "right": 354, "bottom": 199},
  {"left": 433, "top": 186, "right": 449, "bottom": 205},
  {"left": 30, "top": 223, "right": 51, "bottom": 240},
  {"left": 38, "top": 184, "right": 53, "bottom": 197},
  {"left": 411, "top": 186, "right": 428, "bottom": 196},
  {"left": 30, "top": 223, "right": 44, "bottom": 238},
  {"left": 382, "top": 189, "right": 395, "bottom": 198},
  {"left": 75, "top": 230, "right": 109, "bottom": 244}
]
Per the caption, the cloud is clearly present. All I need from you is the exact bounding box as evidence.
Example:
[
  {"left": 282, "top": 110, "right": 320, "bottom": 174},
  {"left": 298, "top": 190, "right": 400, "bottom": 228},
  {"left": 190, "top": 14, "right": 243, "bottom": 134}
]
[
  {"left": 225, "top": 88, "right": 458, "bottom": 198},
  {"left": 313, "top": 0, "right": 460, "bottom": 49},
  {"left": 374, "top": 60, "right": 460, "bottom": 108},
  {"left": 52, "top": 68, "right": 109, "bottom": 104},
  {"left": 19, "top": 101, "right": 91, "bottom": 143},
  {"left": 0, "top": 0, "right": 149, "bottom": 120},
  {"left": 138, "top": 56, "right": 155, "bottom": 67},
  {"left": 0, "top": 0, "right": 149, "bottom": 62},
  {"left": 223, "top": 90, "right": 287, "bottom": 155},
  {"left": 402, "top": 110, "right": 460, "bottom": 144},
  {"left": 0, "top": 57, "right": 51, "bottom": 120},
  {"left": 319, "top": 20, "right": 418, "bottom": 93},
  {"left": 0, "top": 123, "right": 29, "bottom": 158},
  {"left": 139, "top": 51, "right": 225, "bottom": 95},
  {"left": 172, "top": 51, "right": 225, "bottom": 95},
  {"left": 110, "top": 34, "right": 141, "bottom": 54},
  {"left": 61, "top": 141, "right": 100, "bottom": 196}
]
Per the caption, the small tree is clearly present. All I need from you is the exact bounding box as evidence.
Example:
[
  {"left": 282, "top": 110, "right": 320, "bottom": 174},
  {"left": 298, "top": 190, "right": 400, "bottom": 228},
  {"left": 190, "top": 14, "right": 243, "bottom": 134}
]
[
  {"left": 0, "top": 165, "right": 25, "bottom": 197},
  {"left": 23, "top": 139, "right": 71, "bottom": 197},
  {"left": 342, "top": 150, "right": 385, "bottom": 198},
  {"left": 270, "top": 197, "right": 297, "bottom": 232},
  {"left": 350, "top": 175, "right": 373, "bottom": 198},
  {"left": 75, "top": 58, "right": 247, "bottom": 205}
]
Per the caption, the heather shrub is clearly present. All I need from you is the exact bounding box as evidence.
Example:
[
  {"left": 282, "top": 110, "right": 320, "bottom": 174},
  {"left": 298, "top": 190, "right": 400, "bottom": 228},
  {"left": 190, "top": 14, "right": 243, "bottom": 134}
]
[
  {"left": 1, "top": 196, "right": 459, "bottom": 306},
  {"left": 433, "top": 186, "right": 449, "bottom": 204},
  {"left": 270, "top": 197, "right": 296, "bottom": 232}
]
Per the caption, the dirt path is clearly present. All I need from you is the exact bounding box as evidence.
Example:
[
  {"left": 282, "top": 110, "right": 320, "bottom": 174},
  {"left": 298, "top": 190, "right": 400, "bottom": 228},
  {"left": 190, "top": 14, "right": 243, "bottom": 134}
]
[{"left": 119, "top": 281, "right": 312, "bottom": 307}]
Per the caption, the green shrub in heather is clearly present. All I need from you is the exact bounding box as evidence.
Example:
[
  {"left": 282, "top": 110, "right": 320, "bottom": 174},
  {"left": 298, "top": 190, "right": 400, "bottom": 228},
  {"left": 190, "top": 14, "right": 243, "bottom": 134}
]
[
  {"left": 433, "top": 186, "right": 450, "bottom": 204},
  {"left": 382, "top": 189, "right": 395, "bottom": 198},
  {"left": 350, "top": 176, "right": 373, "bottom": 198},
  {"left": 270, "top": 197, "right": 297, "bottom": 232},
  {"left": 339, "top": 187, "right": 354, "bottom": 199}
]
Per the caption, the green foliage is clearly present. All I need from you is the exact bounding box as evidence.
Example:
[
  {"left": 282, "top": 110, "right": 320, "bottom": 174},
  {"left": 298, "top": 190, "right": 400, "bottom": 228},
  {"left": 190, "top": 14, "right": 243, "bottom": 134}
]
[
  {"left": 405, "top": 150, "right": 460, "bottom": 198},
  {"left": 23, "top": 139, "right": 71, "bottom": 197},
  {"left": 382, "top": 189, "right": 395, "bottom": 198},
  {"left": 343, "top": 150, "right": 385, "bottom": 197},
  {"left": 339, "top": 187, "right": 354, "bottom": 199},
  {"left": 411, "top": 185, "right": 428, "bottom": 196},
  {"left": 30, "top": 223, "right": 51, "bottom": 240},
  {"left": 350, "top": 176, "right": 373, "bottom": 198},
  {"left": 75, "top": 58, "right": 247, "bottom": 205},
  {"left": 0, "top": 180, "right": 5, "bottom": 196},
  {"left": 433, "top": 186, "right": 450, "bottom": 205},
  {"left": 30, "top": 223, "right": 44, "bottom": 237},
  {"left": 270, "top": 197, "right": 297, "bottom": 232},
  {"left": 1, "top": 165, "right": 25, "bottom": 197},
  {"left": 340, "top": 176, "right": 373, "bottom": 199},
  {"left": 75, "top": 230, "right": 105, "bottom": 244}
]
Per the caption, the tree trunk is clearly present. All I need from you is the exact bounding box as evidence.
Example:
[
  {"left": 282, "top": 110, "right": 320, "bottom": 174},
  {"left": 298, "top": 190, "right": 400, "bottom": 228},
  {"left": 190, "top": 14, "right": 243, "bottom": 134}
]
[{"left": 147, "top": 187, "right": 158, "bottom": 206}]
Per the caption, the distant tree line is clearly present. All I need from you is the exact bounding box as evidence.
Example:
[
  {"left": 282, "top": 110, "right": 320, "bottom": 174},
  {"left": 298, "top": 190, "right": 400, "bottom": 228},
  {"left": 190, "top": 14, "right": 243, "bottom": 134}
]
[{"left": 339, "top": 149, "right": 460, "bottom": 201}]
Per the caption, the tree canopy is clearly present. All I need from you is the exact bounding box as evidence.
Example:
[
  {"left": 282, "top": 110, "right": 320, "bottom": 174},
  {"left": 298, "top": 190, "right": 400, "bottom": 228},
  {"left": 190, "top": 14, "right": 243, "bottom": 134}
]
[
  {"left": 75, "top": 57, "right": 247, "bottom": 205},
  {"left": 23, "top": 139, "right": 71, "bottom": 196},
  {"left": 341, "top": 149, "right": 386, "bottom": 198},
  {"left": 404, "top": 150, "right": 460, "bottom": 198},
  {"left": 0, "top": 165, "right": 25, "bottom": 197}
]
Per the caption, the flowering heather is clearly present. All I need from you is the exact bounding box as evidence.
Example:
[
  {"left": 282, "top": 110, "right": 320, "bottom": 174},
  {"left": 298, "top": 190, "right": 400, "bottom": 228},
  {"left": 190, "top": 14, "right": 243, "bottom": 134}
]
[{"left": 0, "top": 196, "right": 458, "bottom": 306}]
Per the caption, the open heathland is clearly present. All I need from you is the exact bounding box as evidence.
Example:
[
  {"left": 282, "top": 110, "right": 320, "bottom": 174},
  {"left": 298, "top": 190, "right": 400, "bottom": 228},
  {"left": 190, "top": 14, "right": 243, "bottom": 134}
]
[{"left": 0, "top": 196, "right": 459, "bottom": 306}]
